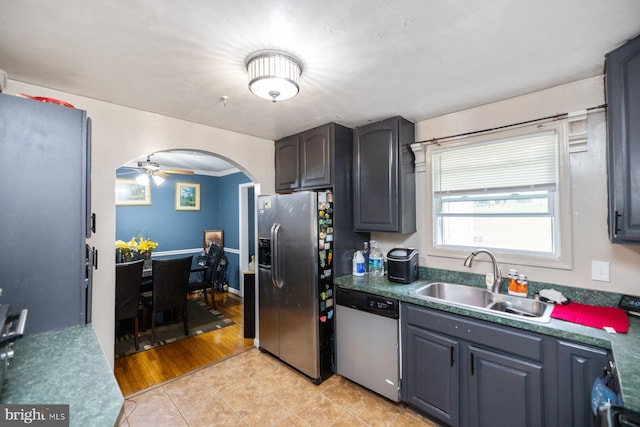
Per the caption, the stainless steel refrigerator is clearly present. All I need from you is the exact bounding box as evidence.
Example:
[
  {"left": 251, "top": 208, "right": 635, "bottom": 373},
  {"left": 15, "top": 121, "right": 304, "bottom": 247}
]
[{"left": 258, "top": 190, "right": 367, "bottom": 384}]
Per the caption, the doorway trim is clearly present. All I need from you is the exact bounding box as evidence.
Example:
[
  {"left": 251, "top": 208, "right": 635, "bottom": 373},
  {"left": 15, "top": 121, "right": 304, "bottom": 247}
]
[{"left": 238, "top": 182, "right": 257, "bottom": 298}]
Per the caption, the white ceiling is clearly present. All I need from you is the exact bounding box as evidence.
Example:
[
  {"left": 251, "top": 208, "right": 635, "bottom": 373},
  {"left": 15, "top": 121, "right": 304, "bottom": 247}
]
[
  {"left": 1, "top": 1, "right": 639, "bottom": 173},
  {"left": 118, "top": 150, "right": 240, "bottom": 177}
]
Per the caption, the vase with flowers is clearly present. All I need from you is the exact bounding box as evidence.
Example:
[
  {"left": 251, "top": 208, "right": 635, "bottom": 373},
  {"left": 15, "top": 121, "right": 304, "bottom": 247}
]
[
  {"left": 137, "top": 236, "right": 159, "bottom": 268},
  {"left": 115, "top": 235, "right": 158, "bottom": 266},
  {"left": 116, "top": 238, "right": 138, "bottom": 262}
]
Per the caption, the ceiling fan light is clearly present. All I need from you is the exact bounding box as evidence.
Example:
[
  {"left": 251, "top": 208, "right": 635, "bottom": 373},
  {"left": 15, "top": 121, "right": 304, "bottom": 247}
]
[
  {"left": 152, "top": 175, "right": 165, "bottom": 185},
  {"left": 246, "top": 50, "right": 302, "bottom": 102},
  {"left": 136, "top": 173, "right": 150, "bottom": 186}
]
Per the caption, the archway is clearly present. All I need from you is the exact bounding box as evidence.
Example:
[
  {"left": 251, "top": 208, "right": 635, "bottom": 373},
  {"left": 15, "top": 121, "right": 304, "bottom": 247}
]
[{"left": 113, "top": 149, "right": 259, "bottom": 395}]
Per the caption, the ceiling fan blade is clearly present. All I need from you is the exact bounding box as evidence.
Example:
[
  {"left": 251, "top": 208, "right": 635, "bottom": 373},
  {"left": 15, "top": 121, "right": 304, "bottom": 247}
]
[
  {"left": 161, "top": 169, "right": 194, "bottom": 175},
  {"left": 155, "top": 171, "right": 172, "bottom": 178}
]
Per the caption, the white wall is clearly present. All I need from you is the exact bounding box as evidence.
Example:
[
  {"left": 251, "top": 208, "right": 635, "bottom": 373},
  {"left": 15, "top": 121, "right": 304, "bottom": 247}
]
[
  {"left": 6, "top": 80, "right": 275, "bottom": 366},
  {"left": 9, "top": 75, "right": 640, "bottom": 364},
  {"left": 373, "top": 76, "right": 640, "bottom": 295}
]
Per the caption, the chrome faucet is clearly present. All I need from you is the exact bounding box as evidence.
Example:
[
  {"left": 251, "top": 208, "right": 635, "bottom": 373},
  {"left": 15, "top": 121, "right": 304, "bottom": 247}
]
[{"left": 463, "top": 249, "right": 503, "bottom": 293}]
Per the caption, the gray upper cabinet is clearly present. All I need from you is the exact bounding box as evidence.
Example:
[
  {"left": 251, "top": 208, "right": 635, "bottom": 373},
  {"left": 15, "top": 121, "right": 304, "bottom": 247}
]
[
  {"left": 299, "top": 126, "right": 331, "bottom": 188},
  {"left": 275, "top": 123, "right": 352, "bottom": 192},
  {"left": 606, "top": 35, "right": 640, "bottom": 242},
  {"left": 275, "top": 134, "right": 300, "bottom": 191},
  {"left": 353, "top": 116, "right": 416, "bottom": 233}
]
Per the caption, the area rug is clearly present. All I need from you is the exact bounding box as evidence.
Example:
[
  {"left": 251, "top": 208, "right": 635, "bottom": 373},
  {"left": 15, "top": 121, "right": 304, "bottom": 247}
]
[{"left": 116, "top": 298, "right": 234, "bottom": 359}]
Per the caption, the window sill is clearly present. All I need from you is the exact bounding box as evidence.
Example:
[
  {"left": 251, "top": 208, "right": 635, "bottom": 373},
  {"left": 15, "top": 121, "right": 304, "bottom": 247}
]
[{"left": 427, "top": 246, "right": 572, "bottom": 271}]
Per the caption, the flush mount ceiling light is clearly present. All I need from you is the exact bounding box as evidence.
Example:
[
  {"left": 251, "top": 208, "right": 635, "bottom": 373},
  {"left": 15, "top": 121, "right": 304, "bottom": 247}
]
[{"left": 246, "top": 50, "right": 302, "bottom": 103}]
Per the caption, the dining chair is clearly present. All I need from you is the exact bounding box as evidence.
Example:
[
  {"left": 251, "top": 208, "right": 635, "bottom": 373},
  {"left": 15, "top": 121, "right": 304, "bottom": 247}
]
[
  {"left": 115, "top": 259, "right": 144, "bottom": 351},
  {"left": 142, "top": 256, "right": 193, "bottom": 345},
  {"left": 188, "top": 244, "right": 223, "bottom": 308}
]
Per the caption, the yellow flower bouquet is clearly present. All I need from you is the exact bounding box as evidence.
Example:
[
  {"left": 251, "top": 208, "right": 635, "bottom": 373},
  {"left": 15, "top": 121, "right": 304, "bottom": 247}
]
[
  {"left": 136, "top": 237, "right": 159, "bottom": 257},
  {"left": 116, "top": 236, "right": 158, "bottom": 262},
  {"left": 115, "top": 238, "right": 138, "bottom": 261}
]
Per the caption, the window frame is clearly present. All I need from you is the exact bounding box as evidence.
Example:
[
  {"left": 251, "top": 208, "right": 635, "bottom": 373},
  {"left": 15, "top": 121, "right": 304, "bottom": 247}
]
[{"left": 425, "top": 121, "right": 573, "bottom": 270}]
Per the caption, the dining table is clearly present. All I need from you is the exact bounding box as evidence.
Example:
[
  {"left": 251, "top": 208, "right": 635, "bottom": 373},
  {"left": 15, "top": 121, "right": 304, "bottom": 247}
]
[{"left": 139, "top": 261, "right": 207, "bottom": 293}]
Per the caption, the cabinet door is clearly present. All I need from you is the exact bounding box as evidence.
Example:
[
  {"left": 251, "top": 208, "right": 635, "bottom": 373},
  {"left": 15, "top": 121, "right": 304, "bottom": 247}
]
[
  {"left": 557, "top": 340, "right": 609, "bottom": 427},
  {"left": 0, "top": 94, "right": 90, "bottom": 334},
  {"left": 299, "top": 125, "right": 331, "bottom": 189},
  {"left": 275, "top": 135, "right": 300, "bottom": 191},
  {"left": 354, "top": 118, "right": 399, "bottom": 231},
  {"left": 606, "top": 35, "right": 640, "bottom": 241},
  {"left": 468, "top": 345, "right": 544, "bottom": 427},
  {"left": 404, "top": 324, "right": 460, "bottom": 426}
]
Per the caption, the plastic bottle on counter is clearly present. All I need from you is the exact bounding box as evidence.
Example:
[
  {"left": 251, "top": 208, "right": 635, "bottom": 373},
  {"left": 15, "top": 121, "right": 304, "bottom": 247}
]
[
  {"left": 352, "top": 250, "right": 365, "bottom": 276},
  {"left": 363, "top": 241, "right": 370, "bottom": 273},
  {"left": 368, "top": 240, "right": 384, "bottom": 276},
  {"left": 517, "top": 274, "right": 528, "bottom": 296},
  {"left": 507, "top": 269, "right": 518, "bottom": 294}
]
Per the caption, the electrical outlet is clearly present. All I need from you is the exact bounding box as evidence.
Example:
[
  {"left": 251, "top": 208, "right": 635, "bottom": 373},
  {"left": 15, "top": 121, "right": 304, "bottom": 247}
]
[{"left": 592, "top": 261, "right": 610, "bottom": 282}]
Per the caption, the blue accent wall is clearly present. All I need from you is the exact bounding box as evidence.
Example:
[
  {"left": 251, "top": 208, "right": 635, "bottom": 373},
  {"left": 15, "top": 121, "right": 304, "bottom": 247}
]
[{"left": 116, "top": 170, "right": 252, "bottom": 291}]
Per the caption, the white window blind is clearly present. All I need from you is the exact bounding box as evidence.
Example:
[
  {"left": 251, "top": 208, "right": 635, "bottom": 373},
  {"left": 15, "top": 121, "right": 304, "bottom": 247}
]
[{"left": 432, "top": 131, "right": 558, "bottom": 194}]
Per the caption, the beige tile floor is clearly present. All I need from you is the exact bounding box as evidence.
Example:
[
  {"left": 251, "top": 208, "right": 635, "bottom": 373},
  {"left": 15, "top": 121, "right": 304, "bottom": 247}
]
[{"left": 118, "top": 348, "right": 441, "bottom": 427}]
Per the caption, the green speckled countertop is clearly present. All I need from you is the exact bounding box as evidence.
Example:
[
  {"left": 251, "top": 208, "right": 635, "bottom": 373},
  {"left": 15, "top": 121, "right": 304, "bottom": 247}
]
[
  {"left": 0, "top": 324, "right": 124, "bottom": 427},
  {"left": 335, "top": 268, "right": 640, "bottom": 413}
]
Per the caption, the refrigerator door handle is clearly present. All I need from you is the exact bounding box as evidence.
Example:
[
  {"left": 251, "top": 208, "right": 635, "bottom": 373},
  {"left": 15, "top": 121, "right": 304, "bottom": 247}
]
[{"left": 270, "top": 223, "right": 283, "bottom": 289}]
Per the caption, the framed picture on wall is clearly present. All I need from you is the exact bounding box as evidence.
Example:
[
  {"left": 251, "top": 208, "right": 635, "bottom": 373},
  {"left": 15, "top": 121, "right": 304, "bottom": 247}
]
[
  {"left": 203, "top": 230, "right": 224, "bottom": 251},
  {"left": 116, "top": 178, "right": 152, "bottom": 206},
  {"left": 175, "top": 182, "right": 201, "bottom": 211}
]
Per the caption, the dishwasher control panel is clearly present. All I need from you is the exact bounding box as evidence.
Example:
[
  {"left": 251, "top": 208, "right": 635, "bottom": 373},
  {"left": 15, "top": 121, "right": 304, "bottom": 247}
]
[
  {"left": 336, "top": 287, "right": 399, "bottom": 319},
  {"left": 366, "top": 296, "right": 397, "bottom": 313}
]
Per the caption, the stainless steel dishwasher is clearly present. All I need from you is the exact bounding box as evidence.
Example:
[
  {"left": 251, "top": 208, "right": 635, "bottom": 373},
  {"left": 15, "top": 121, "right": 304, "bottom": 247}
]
[{"left": 336, "top": 287, "right": 400, "bottom": 401}]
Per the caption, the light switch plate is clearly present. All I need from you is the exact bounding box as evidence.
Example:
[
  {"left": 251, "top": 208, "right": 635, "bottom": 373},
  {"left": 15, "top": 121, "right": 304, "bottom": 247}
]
[{"left": 592, "top": 260, "right": 610, "bottom": 282}]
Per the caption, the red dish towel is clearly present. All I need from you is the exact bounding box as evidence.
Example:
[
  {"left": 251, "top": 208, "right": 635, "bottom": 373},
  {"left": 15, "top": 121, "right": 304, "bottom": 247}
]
[{"left": 551, "top": 302, "right": 629, "bottom": 333}]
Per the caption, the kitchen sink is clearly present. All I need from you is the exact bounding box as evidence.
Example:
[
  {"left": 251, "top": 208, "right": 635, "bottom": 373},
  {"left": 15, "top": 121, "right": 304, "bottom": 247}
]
[
  {"left": 411, "top": 282, "right": 553, "bottom": 322},
  {"left": 414, "top": 281, "right": 494, "bottom": 307}
]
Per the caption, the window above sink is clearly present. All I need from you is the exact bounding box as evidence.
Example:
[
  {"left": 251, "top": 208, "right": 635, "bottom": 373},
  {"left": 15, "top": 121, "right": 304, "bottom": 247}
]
[{"left": 425, "top": 121, "right": 573, "bottom": 270}]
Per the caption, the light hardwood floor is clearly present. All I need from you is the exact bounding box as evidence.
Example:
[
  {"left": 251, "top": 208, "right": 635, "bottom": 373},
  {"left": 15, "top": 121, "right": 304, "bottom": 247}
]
[{"left": 114, "top": 291, "right": 254, "bottom": 396}]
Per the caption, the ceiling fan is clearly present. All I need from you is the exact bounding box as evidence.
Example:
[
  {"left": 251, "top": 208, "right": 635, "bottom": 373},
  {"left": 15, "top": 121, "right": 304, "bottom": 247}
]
[{"left": 120, "top": 154, "right": 194, "bottom": 185}]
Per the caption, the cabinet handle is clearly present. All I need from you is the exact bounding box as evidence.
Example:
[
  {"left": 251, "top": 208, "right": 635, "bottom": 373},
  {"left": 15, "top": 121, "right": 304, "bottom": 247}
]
[
  {"left": 93, "top": 247, "right": 98, "bottom": 270},
  {"left": 614, "top": 210, "right": 622, "bottom": 235},
  {"left": 91, "top": 213, "right": 96, "bottom": 233},
  {"left": 450, "top": 346, "right": 455, "bottom": 367},
  {"left": 470, "top": 353, "right": 475, "bottom": 375}
]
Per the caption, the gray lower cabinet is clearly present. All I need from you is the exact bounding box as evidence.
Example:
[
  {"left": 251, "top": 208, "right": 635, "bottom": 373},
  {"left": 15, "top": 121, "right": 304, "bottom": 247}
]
[
  {"left": 402, "top": 303, "right": 609, "bottom": 427},
  {"left": 353, "top": 116, "right": 415, "bottom": 233},
  {"left": 557, "top": 340, "right": 609, "bottom": 427},
  {"left": 404, "top": 324, "right": 460, "bottom": 426},
  {"left": 402, "top": 303, "right": 548, "bottom": 427},
  {"left": 467, "top": 345, "right": 544, "bottom": 427},
  {"left": 606, "top": 35, "right": 640, "bottom": 242}
]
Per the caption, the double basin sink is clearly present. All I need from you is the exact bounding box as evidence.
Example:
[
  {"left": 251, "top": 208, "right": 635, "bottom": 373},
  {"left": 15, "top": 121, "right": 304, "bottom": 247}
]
[{"left": 411, "top": 282, "right": 554, "bottom": 323}]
